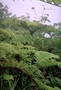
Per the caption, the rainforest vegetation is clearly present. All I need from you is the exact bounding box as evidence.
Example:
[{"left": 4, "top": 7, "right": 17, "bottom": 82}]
[{"left": 0, "top": 1, "right": 61, "bottom": 90}]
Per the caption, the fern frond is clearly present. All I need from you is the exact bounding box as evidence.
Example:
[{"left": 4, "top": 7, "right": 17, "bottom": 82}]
[
  {"left": 34, "top": 51, "right": 60, "bottom": 68},
  {"left": 34, "top": 78, "right": 55, "bottom": 90}
]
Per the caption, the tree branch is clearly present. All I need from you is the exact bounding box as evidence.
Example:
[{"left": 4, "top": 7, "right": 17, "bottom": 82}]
[{"left": 39, "top": 0, "right": 61, "bottom": 7}]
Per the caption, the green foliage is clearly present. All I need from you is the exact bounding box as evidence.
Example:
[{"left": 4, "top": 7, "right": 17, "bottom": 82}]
[
  {"left": 1, "top": 18, "right": 20, "bottom": 29},
  {"left": 2, "top": 73, "right": 14, "bottom": 80},
  {"left": 41, "top": 0, "right": 61, "bottom": 7},
  {"left": 0, "top": 15, "right": 61, "bottom": 90},
  {"left": 0, "top": 42, "right": 19, "bottom": 68},
  {"left": 0, "top": 28, "right": 15, "bottom": 42},
  {"left": 35, "top": 51, "right": 60, "bottom": 68},
  {"left": 0, "top": 2, "right": 11, "bottom": 28},
  {"left": 34, "top": 78, "right": 55, "bottom": 90},
  {"left": 11, "top": 34, "right": 34, "bottom": 45}
]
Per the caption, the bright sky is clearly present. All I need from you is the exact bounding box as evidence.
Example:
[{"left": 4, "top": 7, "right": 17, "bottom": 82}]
[{"left": 0, "top": 0, "right": 61, "bottom": 25}]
